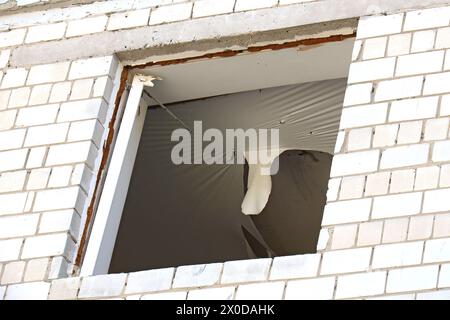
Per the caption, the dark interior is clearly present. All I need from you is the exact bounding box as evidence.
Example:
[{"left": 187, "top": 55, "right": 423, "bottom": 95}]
[{"left": 109, "top": 80, "right": 344, "bottom": 273}]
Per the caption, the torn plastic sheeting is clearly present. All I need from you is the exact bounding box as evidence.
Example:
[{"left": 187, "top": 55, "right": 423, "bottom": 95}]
[{"left": 109, "top": 78, "right": 346, "bottom": 272}]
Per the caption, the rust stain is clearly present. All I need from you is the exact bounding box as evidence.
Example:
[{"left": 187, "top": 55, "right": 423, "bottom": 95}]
[
  {"left": 73, "top": 31, "right": 355, "bottom": 271},
  {"left": 74, "top": 67, "right": 130, "bottom": 269},
  {"left": 133, "top": 32, "right": 355, "bottom": 69}
]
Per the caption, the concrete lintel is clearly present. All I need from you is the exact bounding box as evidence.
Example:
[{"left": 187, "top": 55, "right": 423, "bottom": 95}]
[{"left": 10, "top": 0, "right": 450, "bottom": 67}]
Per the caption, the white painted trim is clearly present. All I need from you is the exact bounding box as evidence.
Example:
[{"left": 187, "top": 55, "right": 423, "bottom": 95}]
[{"left": 80, "top": 75, "right": 156, "bottom": 276}]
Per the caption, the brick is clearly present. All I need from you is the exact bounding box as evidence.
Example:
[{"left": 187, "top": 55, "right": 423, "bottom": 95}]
[
  {"left": 235, "top": 0, "right": 279, "bottom": 12},
  {"left": 68, "top": 119, "right": 104, "bottom": 147},
  {"left": 380, "top": 144, "right": 429, "bottom": 169},
  {"left": 425, "top": 118, "right": 449, "bottom": 141},
  {"left": 0, "top": 90, "right": 11, "bottom": 110},
  {"left": 375, "top": 76, "right": 423, "bottom": 102},
  {"left": 221, "top": 259, "right": 271, "bottom": 284},
  {"left": 383, "top": 218, "right": 408, "bottom": 243},
  {"left": 404, "top": 7, "right": 450, "bottom": 31},
  {"left": 5, "top": 281, "right": 50, "bottom": 300},
  {"left": 441, "top": 164, "right": 450, "bottom": 187},
  {"left": 173, "top": 263, "right": 222, "bottom": 288},
  {"left": 48, "top": 166, "right": 73, "bottom": 188},
  {"left": 270, "top": 253, "right": 320, "bottom": 280},
  {"left": 339, "top": 175, "right": 365, "bottom": 200},
  {"left": 357, "top": 221, "right": 383, "bottom": 246},
  {"left": 357, "top": 14, "right": 403, "bottom": 39},
  {"left": 0, "top": 286, "right": 4, "bottom": 300},
  {"left": 24, "top": 258, "right": 49, "bottom": 282},
  {"left": 389, "top": 96, "right": 438, "bottom": 122},
  {"left": 321, "top": 248, "right": 371, "bottom": 275},
  {"left": 49, "top": 277, "right": 80, "bottom": 300},
  {"left": 326, "top": 178, "right": 340, "bottom": 201},
  {"left": 322, "top": 198, "right": 371, "bottom": 225},
  {"left": 317, "top": 228, "right": 330, "bottom": 251},
  {"left": 25, "top": 22, "right": 66, "bottom": 43},
  {"left": 336, "top": 272, "right": 386, "bottom": 299},
  {"left": 339, "top": 103, "right": 388, "bottom": 129},
  {"left": 79, "top": 273, "right": 127, "bottom": 298},
  {"left": 39, "top": 209, "right": 80, "bottom": 237},
  {"left": 0, "top": 49, "right": 10, "bottom": 68},
  {"left": 417, "top": 290, "right": 450, "bottom": 300},
  {"left": 365, "top": 172, "right": 390, "bottom": 196},
  {"left": 0, "top": 148, "right": 28, "bottom": 172},
  {"left": 0, "top": 29, "right": 26, "bottom": 48},
  {"left": 193, "top": 0, "right": 235, "bottom": 18},
  {"left": 27, "top": 168, "right": 50, "bottom": 190},
  {"left": 411, "top": 30, "right": 435, "bottom": 53},
  {"left": 373, "top": 124, "right": 398, "bottom": 148},
  {"left": 1, "top": 68, "right": 27, "bottom": 89},
  {"left": 188, "top": 286, "right": 235, "bottom": 300},
  {"left": 432, "top": 140, "right": 450, "bottom": 162},
  {"left": 373, "top": 241, "right": 423, "bottom": 269},
  {"left": 439, "top": 264, "right": 450, "bottom": 288},
  {"left": 125, "top": 268, "right": 174, "bottom": 294},
  {"left": 386, "top": 265, "right": 438, "bottom": 293},
  {"left": 70, "top": 79, "right": 93, "bottom": 100},
  {"left": 396, "top": 51, "right": 444, "bottom": 77},
  {"left": 70, "top": 164, "right": 92, "bottom": 192},
  {"left": 397, "top": 121, "right": 422, "bottom": 144},
  {"left": 423, "top": 238, "right": 450, "bottom": 263},
  {"left": 34, "top": 186, "right": 85, "bottom": 212},
  {"left": 141, "top": 291, "right": 187, "bottom": 300},
  {"left": 331, "top": 224, "right": 357, "bottom": 249},
  {"left": 348, "top": 57, "right": 395, "bottom": 84},
  {"left": 27, "top": 62, "right": 70, "bottom": 86},
  {"left": 343, "top": 83, "right": 373, "bottom": 106},
  {"left": 0, "top": 110, "right": 16, "bottom": 131},
  {"left": 0, "top": 170, "right": 27, "bottom": 192},
  {"left": 68, "top": 56, "right": 115, "bottom": 80},
  {"left": 352, "top": 39, "right": 362, "bottom": 61},
  {"left": 1, "top": 261, "right": 25, "bottom": 284},
  {"left": 434, "top": 213, "right": 450, "bottom": 238},
  {"left": 149, "top": 2, "right": 192, "bottom": 25},
  {"left": 330, "top": 150, "right": 379, "bottom": 177},
  {"left": 49, "top": 82, "right": 71, "bottom": 103},
  {"left": 387, "top": 33, "right": 411, "bottom": 56},
  {"left": 0, "top": 192, "right": 27, "bottom": 215},
  {"left": 107, "top": 9, "right": 150, "bottom": 31},
  {"left": 24, "top": 123, "right": 69, "bottom": 147},
  {"left": 0, "top": 129, "right": 25, "bottom": 151},
  {"left": 347, "top": 128, "right": 372, "bottom": 151},
  {"left": 28, "top": 84, "right": 51, "bottom": 106},
  {"left": 48, "top": 256, "right": 69, "bottom": 279},
  {"left": 415, "top": 166, "right": 439, "bottom": 190},
  {"left": 0, "top": 238, "right": 22, "bottom": 262},
  {"left": 235, "top": 281, "right": 284, "bottom": 300},
  {"left": 424, "top": 72, "right": 450, "bottom": 95},
  {"left": 436, "top": 27, "right": 450, "bottom": 49},
  {"left": 285, "top": 277, "right": 335, "bottom": 300},
  {"left": 16, "top": 104, "right": 59, "bottom": 127},
  {"left": 408, "top": 215, "right": 434, "bottom": 240},
  {"left": 362, "top": 37, "right": 387, "bottom": 60},
  {"left": 8, "top": 87, "right": 30, "bottom": 108},
  {"left": 46, "top": 141, "right": 97, "bottom": 168},
  {"left": 372, "top": 192, "right": 422, "bottom": 219},
  {"left": 66, "top": 16, "right": 108, "bottom": 38},
  {"left": 58, "top": 98, "right": 107, "bottom": 123},
  {"left": 0, "top": 214, "right": 38, "bottom": 239},
  {"left": 92, "top": 76, "right": 113, "bottom": 99},
  {"left": 21, "top": 233, "right": 74, "bottom": 259},
  {"left": 390, "top": 169, "right": 415, "bottom": 193}
]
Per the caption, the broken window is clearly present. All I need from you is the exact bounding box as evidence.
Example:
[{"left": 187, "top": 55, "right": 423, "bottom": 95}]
[{"left": 109, "top": 78, "right": 347, "bottom": 273}]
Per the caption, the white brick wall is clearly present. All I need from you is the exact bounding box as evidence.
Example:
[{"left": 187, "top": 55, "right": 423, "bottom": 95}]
[{"left": 0, "top": 0, "right": 449, "bottom": 301}]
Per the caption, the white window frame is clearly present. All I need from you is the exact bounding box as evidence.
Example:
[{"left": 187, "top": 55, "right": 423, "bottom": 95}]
[{"left": 80, "top": 75, "right": 156, "bottom": 276}]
